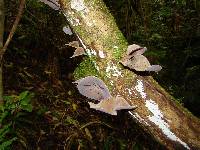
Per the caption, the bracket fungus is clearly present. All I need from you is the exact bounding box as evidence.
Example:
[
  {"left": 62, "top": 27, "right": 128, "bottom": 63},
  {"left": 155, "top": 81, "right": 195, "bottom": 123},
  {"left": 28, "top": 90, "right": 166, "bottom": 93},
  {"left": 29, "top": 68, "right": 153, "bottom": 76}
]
[
  {"left": 63, "top": 26, "right": 73, "bottom": 35},
  {"left": 89, "top": 96, "right": 136, "bottom": 116},
  {"left": 74, "top": 76, "right": 112, "bottom": 101},
  {"left": 66, "top": 41, "right": 86, "bottom": 58},
  {"left": 121, "top": 44, "right": 162, "bottom": 72},
  {"left": 74, "top": 76, "right": 136, "bottom": 115}
]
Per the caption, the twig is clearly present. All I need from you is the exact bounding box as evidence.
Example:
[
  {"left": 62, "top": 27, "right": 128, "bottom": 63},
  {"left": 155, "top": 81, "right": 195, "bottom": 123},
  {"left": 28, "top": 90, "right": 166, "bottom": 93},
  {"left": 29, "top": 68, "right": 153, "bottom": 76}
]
[
  {"left": 80, "top": 121, "right": 115, "bottom": 130},
  {"left": 0, "top": 0, "right": 26, "bottom": 63}
]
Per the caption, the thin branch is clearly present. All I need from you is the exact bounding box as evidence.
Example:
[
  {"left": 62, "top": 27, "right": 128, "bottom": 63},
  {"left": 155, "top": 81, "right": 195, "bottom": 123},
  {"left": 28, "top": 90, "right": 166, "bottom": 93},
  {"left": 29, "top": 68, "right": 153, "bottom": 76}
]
[
  {"left": 0, "top": 0, "right": 26, "bottom": 63},
  {"left": 80, "top": 121, "right": 115, "bottom": 130},
  {"left": 0, "top": 0, "right": 5, "bottom": 105}
]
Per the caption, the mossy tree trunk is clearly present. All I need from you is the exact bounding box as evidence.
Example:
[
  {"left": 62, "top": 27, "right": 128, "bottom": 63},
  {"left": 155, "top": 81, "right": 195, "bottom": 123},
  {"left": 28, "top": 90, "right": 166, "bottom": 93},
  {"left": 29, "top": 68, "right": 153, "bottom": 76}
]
[
  {"left": 0, "top": 0, "right": 4, "bottom": 105},
  {"left": 59, "top": 0, "right": 200, "bottom": 149}
]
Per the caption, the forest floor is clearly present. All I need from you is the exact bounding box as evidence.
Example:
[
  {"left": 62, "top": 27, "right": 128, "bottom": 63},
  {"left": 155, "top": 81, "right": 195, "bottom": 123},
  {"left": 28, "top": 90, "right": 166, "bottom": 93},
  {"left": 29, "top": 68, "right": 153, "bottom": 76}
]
[{"left": 4, "top": 39, "right": 165, "bottom": 149}]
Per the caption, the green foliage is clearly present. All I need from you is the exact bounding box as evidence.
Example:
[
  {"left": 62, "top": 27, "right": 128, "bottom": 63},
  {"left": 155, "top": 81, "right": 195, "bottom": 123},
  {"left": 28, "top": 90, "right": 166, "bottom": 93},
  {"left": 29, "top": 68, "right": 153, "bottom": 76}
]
[
  {"left": 0, "top": 91, "right": 34, "bottom": 149},
  {"left": 0, "top": 136, "right": 17, "bottom": 150},
  {"left": 3, "top": 91, "right": 33, "bottom": 112},
  {"left": 104, "top": 136, "right": 127, "bottom": 150},
  {"left": 65, "top": 116, "right": 79, "bottom": 126},
  {"left": 132, "top": 143, "right": 143, "bottom": 150}
]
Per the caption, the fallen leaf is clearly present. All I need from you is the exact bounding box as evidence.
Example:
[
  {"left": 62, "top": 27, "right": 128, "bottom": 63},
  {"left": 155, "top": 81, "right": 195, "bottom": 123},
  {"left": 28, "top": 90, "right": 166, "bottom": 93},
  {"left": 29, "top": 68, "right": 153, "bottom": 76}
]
[{"left": 85, "top": 128, "right": 93, "bottom": 140}]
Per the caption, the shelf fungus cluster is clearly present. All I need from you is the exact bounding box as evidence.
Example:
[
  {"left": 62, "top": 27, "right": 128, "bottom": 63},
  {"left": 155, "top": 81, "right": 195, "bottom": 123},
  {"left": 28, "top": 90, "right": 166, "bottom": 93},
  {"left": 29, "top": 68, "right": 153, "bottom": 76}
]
[
  {"left": 74, "top": 76, "right": 136, "bottom": 115},
  {"left": 66, "top": 41, "right": 86, "bottom": 58},
  {"left": 120, "top": 44, "right": 162, "bottom": 72}
]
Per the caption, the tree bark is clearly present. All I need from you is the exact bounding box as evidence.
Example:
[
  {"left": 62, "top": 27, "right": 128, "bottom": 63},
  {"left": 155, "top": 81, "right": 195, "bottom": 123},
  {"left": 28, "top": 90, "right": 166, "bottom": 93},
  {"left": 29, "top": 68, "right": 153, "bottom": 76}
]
[
  {"left": 59, "top": 0, "right": 200, "bottom": 149},
  {"left": 0, "top": 0, "right": 4, "bottom": 105}
]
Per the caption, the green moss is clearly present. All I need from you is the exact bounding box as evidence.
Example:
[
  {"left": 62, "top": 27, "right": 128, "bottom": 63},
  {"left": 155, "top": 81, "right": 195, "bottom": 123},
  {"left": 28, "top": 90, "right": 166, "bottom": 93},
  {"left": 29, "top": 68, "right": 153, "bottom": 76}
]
[
  {"left": 112, "top": 45, "right": 124, "bottom": 60},
  {"left": 73, "top": 58, "right": 99, "bottom": 80},
  {"left": 89, "top": 0, "right": 109, "bottom": 13},
  {"left": 71, "top": 0, "right": 128, "bottom": 80},
  {"left": 104, "top": 17, "right": 127, "bottom": 60}
]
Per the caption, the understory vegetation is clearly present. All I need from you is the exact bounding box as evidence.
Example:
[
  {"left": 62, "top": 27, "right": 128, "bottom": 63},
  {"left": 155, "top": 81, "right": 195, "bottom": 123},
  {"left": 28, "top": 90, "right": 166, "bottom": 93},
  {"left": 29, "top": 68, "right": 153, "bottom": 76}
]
[{"left": 0, "top": 0, "right": 199, "bottom": 149}]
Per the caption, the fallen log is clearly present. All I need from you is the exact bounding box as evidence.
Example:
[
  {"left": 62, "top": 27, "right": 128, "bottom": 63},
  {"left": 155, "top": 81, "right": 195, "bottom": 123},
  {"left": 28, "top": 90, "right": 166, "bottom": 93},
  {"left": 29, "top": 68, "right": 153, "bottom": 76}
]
[{"left": 56, "top": 0, "right": 200, "bottom": 149}]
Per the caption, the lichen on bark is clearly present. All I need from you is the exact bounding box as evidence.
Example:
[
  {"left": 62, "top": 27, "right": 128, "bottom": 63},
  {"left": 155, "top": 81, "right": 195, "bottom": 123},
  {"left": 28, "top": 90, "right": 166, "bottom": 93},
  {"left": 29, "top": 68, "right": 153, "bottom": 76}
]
[{"left": 60, "top": 0, "right": 128, "bottom": 83}]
